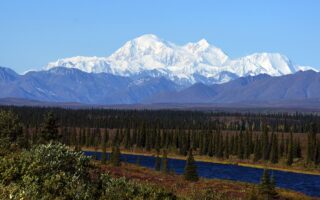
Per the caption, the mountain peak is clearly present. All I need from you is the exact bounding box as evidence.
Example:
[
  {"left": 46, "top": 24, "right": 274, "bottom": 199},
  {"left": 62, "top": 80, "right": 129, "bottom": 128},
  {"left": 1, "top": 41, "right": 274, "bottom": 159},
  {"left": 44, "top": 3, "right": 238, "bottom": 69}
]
[
  {"left": 134, "top": 34, "right": 163, "bottom": 42},
  {"left": 126, "top": 34, "right": 170, "bottom": 49},
  {"left": 197, "top": 39, "right": 209, "bottom": 47},
  {"left": 0, "top": 66, "right": 19, "bottom": 81}
]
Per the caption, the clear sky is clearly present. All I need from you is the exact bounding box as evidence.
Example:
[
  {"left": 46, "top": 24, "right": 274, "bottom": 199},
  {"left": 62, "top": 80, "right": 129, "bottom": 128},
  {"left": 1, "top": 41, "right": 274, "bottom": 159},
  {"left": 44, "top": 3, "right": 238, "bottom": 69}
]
[{"left": 0, "top": 0, "right": 319, "bottom": 73}]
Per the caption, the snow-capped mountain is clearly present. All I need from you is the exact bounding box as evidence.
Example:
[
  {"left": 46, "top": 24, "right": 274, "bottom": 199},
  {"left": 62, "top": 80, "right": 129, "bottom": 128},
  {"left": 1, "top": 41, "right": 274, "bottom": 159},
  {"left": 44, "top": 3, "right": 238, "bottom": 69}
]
[{"left": 46, "top": 34, "right": 308, "bottom": 85}]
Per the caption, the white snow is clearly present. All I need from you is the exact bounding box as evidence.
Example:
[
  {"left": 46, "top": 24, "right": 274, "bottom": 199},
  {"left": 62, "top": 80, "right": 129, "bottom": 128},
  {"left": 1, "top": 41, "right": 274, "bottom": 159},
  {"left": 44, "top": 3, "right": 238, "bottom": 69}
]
[
  {"left": 45, "top": 34, "right": 313, "bottom": 85},
  {"left": 295, "top": 65, "right": 319, "bottom": 72}
]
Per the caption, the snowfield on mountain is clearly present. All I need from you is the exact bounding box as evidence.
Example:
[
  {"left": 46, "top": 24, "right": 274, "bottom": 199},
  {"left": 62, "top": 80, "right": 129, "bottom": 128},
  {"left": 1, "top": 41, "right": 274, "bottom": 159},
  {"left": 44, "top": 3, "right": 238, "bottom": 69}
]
[{"left": 46, "top": 34, "right": 311, "bottom": 86}]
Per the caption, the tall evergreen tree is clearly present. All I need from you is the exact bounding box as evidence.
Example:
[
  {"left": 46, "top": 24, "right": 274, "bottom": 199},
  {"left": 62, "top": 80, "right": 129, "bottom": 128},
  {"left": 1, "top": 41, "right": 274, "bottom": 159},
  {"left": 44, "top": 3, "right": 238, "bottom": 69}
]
[
  {"left": 101, "top": 130, "right": 108, "bottom": 164},
  {"left": 279, "top": 133, "right": 285, "bottom": 158},
  {"left": 270, "top": 134, "right": 279, "bottom": 164},
  {"left": 113, "top": 129, "right": 120, "bottom": 146},
  {"left": 253, "top": 135, "right": 261, "bottom": 162},
  {"left": 39, "top": 112, "right": 59, "bottom": 143},
  {"left": 258, "top": 169, "right": 278, "bottom": 200},
  {"left": 315, "top": 141, "right": 320, "bottom": 165},
  {"left": 262, "top": 125, "right": 269, "bottom": 161},
  {"left": 155, "top": 129, "right": 161, "bottom": 152},
  {"left": 110, "top": 144, "right": 121, "bottom": 166},
  {"left": 124, "top": 128, "right": 131, "bottom": 149},
  {"left": 184, "top": 149, "right": 199, "bottom": 182},
  {"left": 224, "top": 134, "right": 230, "bottom": 159},
  {"left": 161, "top": 149, "right": 169, "bottom": 173},
  {"left": 0, "top": 110, "right": 23, "bottom": 155},
  {"left": 154, "top": 150, "right": 161, "bottom": 171},
  {"left": 307, "top": 123, "right": 317, "bottom": 164},
  {"left": 244, "top": 130, "right": 250, "bottom": 159},
  {"left": 287, "top": 131, "right": 293, "bottom": 166},
  {"left": 230, "top": 135, "right": 235, "bottom": 155},
  {"left": 237, "top": 130, "right": 244, "bottom": 159}
]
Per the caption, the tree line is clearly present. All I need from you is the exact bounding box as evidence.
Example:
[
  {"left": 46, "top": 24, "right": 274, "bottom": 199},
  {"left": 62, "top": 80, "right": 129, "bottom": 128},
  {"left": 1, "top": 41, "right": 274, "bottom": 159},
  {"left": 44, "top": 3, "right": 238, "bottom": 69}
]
[
  {"left": 1, "top": 106, "right": 320, "bottom": 133},
  {"left": 1, "top": 105, "right": 319, "bottom": 167}
]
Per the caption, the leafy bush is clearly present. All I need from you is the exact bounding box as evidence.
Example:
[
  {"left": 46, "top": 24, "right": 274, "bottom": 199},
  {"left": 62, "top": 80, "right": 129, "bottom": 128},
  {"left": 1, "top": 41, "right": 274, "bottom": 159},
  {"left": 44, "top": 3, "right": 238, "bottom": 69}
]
[
  {"left": 0, "top": 143, "right": 177, "bottom": 200},
  {"left": 0, "top": 143, "right": 94, "bottom": 200}
]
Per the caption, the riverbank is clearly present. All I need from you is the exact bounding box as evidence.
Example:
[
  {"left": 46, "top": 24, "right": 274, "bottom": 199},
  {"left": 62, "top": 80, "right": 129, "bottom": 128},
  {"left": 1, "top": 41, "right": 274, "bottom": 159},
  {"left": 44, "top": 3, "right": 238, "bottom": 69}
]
[
  {"left": 82, "top": 147, "right": 320, "bottom": 176},
  {"left": 96, "top": 161, "right": 316, "bottom": 200}
]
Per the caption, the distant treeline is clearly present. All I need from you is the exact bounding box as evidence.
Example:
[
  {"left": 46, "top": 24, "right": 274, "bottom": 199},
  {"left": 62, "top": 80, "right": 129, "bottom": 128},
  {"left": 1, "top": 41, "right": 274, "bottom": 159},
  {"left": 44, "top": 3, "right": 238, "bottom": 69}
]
[
  {"left": 1, "top": 106, "right": 320, "bottom": 133},
  {"left": 1, "top": 106, "right": 320, "bottom": 166}
]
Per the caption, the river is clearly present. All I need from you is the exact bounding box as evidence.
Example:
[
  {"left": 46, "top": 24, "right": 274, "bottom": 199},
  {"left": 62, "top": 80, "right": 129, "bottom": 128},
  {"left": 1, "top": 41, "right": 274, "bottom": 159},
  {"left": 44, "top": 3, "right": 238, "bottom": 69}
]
[{"left": 83, "top": 151, "right": 320, "bottom": 197}]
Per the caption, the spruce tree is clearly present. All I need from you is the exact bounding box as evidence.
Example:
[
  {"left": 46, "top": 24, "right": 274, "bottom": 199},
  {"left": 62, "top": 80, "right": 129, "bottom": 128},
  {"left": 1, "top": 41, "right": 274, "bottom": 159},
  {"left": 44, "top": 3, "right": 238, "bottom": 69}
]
[
  {"left": 307, "top": 123, "right": 317, "bottom": 164},
  {"left": 270, "top": 134, "right": 279, "bottom": 164},
  {"left": 279, "top": 133, "right": 285, "bottom": 158},
  {"left": 184, "top": 149, "right": 199, "bottom": 182},
  {"left": 217, "top": 131, "right": 224, "bottom": 158},
  {"left": 285, "top": 137, "right": 289, "bottom": 157},
  {"left": 237, "top": 130, "right": 244, "bottom": 159},
  {"left": 93, "top": 128, "right": 100, "bottom": 159},
  {"left": 104, "top": 129, "right": 109, "bottom": 147},
  {"left": 0, "top": 110, "right": 23, "bottom": 154},
  {"left": 259, "top": 169, "right": 278, "bottom": 199},
  {"left": 110, "top": 145, "right": 121, "bottom": 166},
  {"left": 207, "top": 133, "right": 214, "bottom": 157},
  {"left": 253, "top": 135, "right": 261, "bottom": 162},
  {"left": 101, "top": 130, "right": 108, "bottom": 164},
  {"left": 124, "top": 128, "right": 131, "bottom": 149},
  {"left": 270, "top": 175, "right": 279, "bottom": 199},
  {"left": 262, "top": 125, "right": 269, "bottom": 161},
  {"left": 155, "top": 129, "right": 161, "bottom": 152},
  {"left": 224, "top": 134, "right": 230, "bottom": 159},
  {"left": 315, "top": 141, "right": 320, "bottom": 165},
  {"left": 39, "top": 112, "right": 59, "bottom": 143},
  {"left": 113, "top": 129, "right": 120, "bottom": 146},
  {"left": 234, "top": 134, "right": 239, "bottom": 155},
  {"left": 244, "top": 130, "right": 250, "bottom": 159},
  {"left": 154, "top": 151, "right": 161, "bottom": 171},
  {"left": 145, "top": 129, "right": 152, "bottom": 151},
  {"left": 161, "top": 149, "right": 169, "bottom": 173},
  {"left": 287, "top": 131, "right": 293, "bottom": 166},
  {"left": 230, "top": 135, "right": 235, "bottom": 155},
  {"left": 295, "top": 138, "right": 302, "bottom": 158}
]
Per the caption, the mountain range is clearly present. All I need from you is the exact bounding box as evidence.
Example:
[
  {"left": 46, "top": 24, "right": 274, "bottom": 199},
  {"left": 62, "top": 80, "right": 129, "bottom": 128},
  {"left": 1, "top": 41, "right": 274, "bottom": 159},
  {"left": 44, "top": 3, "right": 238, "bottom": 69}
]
[
  {"left": 45, "top": 34, "right": 317, "bottom": 86},
  {"left": 147, "top": 70, "right": 320, "bottom": 104},
  {"left": 1, "top": 34, "right": 319, "bottom": 107},
  {"left": 1, "top": 66, "right": 320, "bottom": 106}
]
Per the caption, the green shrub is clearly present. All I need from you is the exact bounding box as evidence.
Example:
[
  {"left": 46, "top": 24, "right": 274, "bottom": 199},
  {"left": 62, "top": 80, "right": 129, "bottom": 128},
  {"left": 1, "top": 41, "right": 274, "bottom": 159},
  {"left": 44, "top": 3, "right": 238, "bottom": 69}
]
[
  {"left": 0, "top": 143, "right": 177, "bottom": 200},
  {"left": 0, "top": 143, "right": 94, "bottom": 200}
]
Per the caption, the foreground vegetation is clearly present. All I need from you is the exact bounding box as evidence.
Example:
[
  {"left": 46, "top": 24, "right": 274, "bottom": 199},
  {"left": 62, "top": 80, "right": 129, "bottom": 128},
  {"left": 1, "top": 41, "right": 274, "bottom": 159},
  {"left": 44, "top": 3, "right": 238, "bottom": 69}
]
[
  {"left": 98, "top": 160, "right": 313, "bottom": 200},
  {"left": 0, "top": 142, "right": 313, "bottom": 200},
  {"left": 0, "top": 143, "right": 176, "bottom": 200},
  {"left": 0, "top": 107, "right": 319, "bottom": 199}
]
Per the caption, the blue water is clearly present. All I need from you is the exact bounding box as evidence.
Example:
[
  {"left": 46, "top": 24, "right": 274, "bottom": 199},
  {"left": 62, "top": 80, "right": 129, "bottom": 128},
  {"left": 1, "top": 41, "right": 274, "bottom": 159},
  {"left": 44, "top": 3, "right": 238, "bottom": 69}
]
[{"left": 84, "top": 151, "right": 320, "bottom": 197}]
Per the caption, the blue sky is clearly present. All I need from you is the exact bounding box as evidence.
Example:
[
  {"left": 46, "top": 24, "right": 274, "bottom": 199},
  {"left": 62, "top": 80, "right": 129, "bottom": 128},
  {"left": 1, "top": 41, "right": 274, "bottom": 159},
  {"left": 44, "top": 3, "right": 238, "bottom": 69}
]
[{"left": 0, "top": 0, "right": 319, "bottom": 73}]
